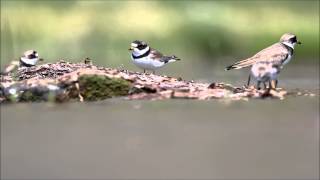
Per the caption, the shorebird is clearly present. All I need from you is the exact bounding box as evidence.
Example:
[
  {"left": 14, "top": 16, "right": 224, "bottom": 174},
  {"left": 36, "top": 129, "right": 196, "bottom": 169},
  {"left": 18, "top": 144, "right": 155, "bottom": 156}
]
[
  {"left": 1, "top": 50, "right": 42, "bottom": 75},
  {"left": 225, "top": 33, "right": 301, "bottom": 88},
  {"left": 19, "top": 50, "right": 41, "bottom": 67},
  {"left": 129, "top": 40, "right": 180, "bottom": 74}
]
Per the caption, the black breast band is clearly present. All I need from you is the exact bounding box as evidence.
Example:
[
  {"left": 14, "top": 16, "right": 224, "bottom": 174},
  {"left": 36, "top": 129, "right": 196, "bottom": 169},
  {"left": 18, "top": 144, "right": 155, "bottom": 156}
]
[
  {"left": 281, "top": 43, "right": 294, "bottom": 56},
  {"left": 132, "top": 48, "right": 151, "bottom": 59}
]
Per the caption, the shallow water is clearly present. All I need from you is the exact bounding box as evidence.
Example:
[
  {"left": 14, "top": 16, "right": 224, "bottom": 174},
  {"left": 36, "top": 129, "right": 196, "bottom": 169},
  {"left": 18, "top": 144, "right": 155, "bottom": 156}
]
[{"left": 1, "top": 95, "right": 319, "bottom": 179}]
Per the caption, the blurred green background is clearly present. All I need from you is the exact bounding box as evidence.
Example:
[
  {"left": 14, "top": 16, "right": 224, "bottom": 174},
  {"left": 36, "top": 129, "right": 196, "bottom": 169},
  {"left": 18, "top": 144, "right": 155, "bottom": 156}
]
[{"left": 1, "top": 0, "right": 319, "bottom": 80}]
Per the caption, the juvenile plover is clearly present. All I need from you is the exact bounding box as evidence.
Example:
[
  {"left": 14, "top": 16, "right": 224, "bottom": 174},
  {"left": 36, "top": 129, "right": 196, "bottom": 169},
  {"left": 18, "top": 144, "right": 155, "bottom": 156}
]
[
  {"left": 1, "top": 50, "right": 42, "bottom": 75},
  {"left": 225, "top": 33, "right": 301, "bottom": 87},
  {"left": 251, "top": 62, "right": 281, "bottom": 89},
  {"left": 129, "top": 40, "right": 180, "bottom": 74}
]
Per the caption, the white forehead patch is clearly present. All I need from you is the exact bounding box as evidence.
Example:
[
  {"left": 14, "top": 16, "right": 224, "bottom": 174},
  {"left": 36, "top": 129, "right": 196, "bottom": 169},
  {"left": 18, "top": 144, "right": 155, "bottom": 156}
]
[
  {"left": 131, "top": 43, "right": 138, "bottom": 47},
  {"left": 24, "top": 50, "right": 34, "bottom": 56}
]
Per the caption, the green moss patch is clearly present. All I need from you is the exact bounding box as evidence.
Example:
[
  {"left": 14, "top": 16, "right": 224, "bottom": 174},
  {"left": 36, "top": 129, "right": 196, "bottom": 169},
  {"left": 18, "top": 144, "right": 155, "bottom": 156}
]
[{"left": 78, "top": 75, "right": 131, "bottom": 101}]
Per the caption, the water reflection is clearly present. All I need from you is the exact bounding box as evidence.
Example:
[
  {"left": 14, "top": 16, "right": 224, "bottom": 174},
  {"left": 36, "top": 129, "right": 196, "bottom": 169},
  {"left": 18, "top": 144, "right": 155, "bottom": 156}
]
[{"left": 1, "top": 97, "right": 319, "bottom": 179}]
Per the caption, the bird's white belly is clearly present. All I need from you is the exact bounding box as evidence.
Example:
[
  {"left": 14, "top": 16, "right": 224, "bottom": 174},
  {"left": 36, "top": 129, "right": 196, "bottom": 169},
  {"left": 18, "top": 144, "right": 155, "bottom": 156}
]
[
  {"left": 269, "top": 68, "right": 279, "bottom": 80},
  {"left": 256, "top": 71, "right": 278, "bottom": 82},
  {"left": 20, "top": 57, "right": 38, "bottom": 66},
  {"left": 254, "top": 73, "right": 270, "bottom": 82},
  {"left": 282, "top": 54, "right": 292, "bottom": 66},
  {"left": 251, "top": 64, "right": 279, "bottom": 82},
  {"left": 132, "top": 56, "right": 165, "bottom": 70}
]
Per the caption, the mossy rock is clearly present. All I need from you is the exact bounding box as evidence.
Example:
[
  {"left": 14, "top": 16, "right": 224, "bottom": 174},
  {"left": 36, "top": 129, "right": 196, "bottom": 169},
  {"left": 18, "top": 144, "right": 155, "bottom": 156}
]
[
  {"left": 78, "top": 74, "right": 131, "bottom": 101},
  {"left": 19, "top": 87, "right": 62, "bottom": 102},
  {"left": 19, "top": 91, "right": 43, "bottom": 102}
]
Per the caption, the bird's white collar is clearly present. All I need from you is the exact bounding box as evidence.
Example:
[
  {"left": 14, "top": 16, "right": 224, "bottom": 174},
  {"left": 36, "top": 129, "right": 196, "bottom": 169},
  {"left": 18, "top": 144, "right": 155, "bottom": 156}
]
[
  {"left": 282, "top": 42, "right": 295, "bottom": 49},
  {"left": 133, "top": 46, "right": 150, "bottom": 56}
]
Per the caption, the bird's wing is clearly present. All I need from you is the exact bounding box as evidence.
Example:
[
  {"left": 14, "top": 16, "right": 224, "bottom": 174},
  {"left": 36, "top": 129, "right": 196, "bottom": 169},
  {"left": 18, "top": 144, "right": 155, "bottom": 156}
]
[
  {"left": 150, "top": 49, "right": 169, "bottom": 62},
  {"left": 226, "top": 43, "right": 289, "bottom": 70},
  {"left": 149, "top": 49, "right": 163, "bottom": 60},
  {"left": 250, "top": 43, "right": 289, "bottom": 65},
  {"left": 150, "top": 48, "right": 180, "bottom": 63}
]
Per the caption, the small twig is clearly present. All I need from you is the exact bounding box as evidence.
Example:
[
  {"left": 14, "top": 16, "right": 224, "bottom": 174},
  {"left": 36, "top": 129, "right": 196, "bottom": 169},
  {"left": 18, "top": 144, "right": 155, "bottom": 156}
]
[{"left": 75, "top": 82, "right": 84, "bottom": 102}]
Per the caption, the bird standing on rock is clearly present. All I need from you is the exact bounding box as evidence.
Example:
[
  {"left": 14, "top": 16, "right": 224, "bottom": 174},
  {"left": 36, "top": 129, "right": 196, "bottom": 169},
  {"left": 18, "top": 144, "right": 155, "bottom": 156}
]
[
  {"left": 1, "top": 50, "right": 43, "bottom": 75},
  {"left": 225, "top": 33, "right": 301, "bottom": 89},
  {"left": 129, "top": 40, "right": 180, "bottom": 74}
]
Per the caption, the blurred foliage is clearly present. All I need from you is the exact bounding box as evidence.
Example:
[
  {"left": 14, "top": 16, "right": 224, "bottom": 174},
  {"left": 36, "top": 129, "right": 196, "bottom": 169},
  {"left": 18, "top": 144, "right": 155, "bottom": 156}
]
[{"left": 1, "top": 0, "right": 319, "bottom": 70}]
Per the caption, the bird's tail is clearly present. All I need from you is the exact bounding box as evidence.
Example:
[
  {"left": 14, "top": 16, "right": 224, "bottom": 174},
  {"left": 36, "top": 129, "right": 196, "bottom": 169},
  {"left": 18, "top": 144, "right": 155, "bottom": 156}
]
[
  {"left": 166, "top": 55, "right": 181, "bottom": 63},
  {"left": 171, "top": 55, "right": 181, "bottom": 61},
  {"left": 225, "top": 64, "right": 241, "bottom": 71},
  {"left": 225, "top": 58, "right": 255, "bottom": 71}
]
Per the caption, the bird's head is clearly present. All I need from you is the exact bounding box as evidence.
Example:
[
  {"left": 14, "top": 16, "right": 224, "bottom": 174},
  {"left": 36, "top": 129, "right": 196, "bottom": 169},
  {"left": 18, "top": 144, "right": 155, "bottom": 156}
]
[
  {"left": 129, "top": 40, "right": 149, "bottom": 52},
  {"left": 24, "top": 50, "right": 39, "bottom": 59},
  {"left": 280, "top": 33, "right": 301, "bottom": 49}
]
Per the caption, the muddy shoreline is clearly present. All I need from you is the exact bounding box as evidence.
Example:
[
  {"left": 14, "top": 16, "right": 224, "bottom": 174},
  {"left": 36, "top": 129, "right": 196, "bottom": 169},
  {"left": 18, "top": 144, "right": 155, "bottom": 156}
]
[{"left": 0, "top": 61, "right": 316, "bottom": 103}]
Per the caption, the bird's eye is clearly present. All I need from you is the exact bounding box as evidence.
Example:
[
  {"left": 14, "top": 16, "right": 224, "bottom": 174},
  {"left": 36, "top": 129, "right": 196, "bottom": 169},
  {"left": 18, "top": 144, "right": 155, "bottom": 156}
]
[
  {"left": 290, "top": 36, "right": 297, "bottom": 43},
  {"left": 137, "top": 44, "right": 146, "bottom": 49}
]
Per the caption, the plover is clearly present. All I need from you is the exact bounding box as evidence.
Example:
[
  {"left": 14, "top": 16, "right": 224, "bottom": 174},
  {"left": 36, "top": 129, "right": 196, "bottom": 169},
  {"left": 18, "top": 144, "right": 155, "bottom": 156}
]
[
  {"left": 129, "top": 40, "right": 180, "bottom": 74},
  {"left": 19, "top": 50, "right": 41, "bottom": 67},
  {"left": 225, "top": 33, "right": 301, "bottom": 87},
  {"left": 250, "top": 62, "right": 281, "bottom": 89},
  {"left": 1, "top": 50, "right": 42, "bottom": 75}
]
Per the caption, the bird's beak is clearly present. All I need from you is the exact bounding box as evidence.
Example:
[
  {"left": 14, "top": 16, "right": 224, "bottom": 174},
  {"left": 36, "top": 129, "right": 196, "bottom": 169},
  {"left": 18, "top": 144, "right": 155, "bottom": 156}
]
[
  {"left": 128, "top": 47, "right": 134, "bottom": 51},
  {"left": 297, "top": 41, "right": 302, "bottom": 44}
]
